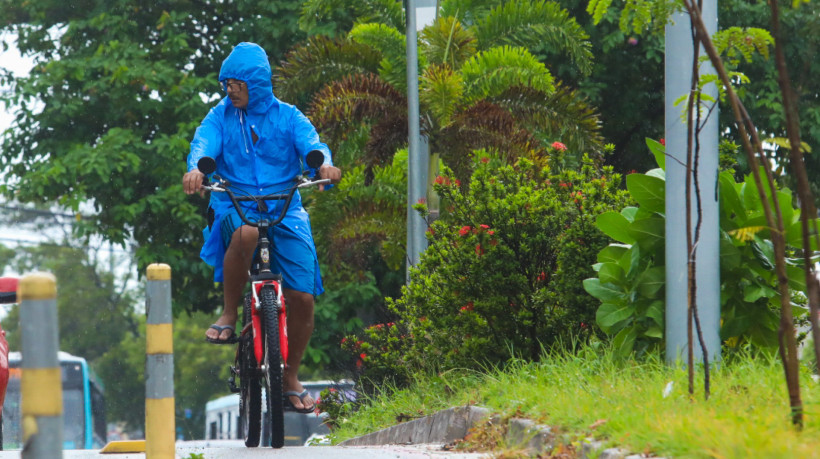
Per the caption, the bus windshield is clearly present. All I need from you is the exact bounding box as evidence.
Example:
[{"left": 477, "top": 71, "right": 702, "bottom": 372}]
[{"left": 2, "top": 352, "right": 105, "bottom": 450}]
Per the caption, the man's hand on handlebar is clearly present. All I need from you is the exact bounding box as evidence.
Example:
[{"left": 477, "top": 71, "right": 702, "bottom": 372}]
[
  {"left": 318, "top": 164, "right": 341, "bottom": 191},
  {"left": 183, "top": 169, "right": 206, "bottom": 197}
]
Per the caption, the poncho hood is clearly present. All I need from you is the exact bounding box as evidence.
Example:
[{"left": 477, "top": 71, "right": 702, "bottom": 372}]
[{"left": 218, "top": 42, "right": 274, "bottom": 115}]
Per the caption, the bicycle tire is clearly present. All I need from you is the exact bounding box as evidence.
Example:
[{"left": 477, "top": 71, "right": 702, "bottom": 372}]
[
  {"left": 260, "top": 286, "right": 285, "bottom": 448},
  {"left": 240, "top": 293, "right": 262, "bottom": 447}
]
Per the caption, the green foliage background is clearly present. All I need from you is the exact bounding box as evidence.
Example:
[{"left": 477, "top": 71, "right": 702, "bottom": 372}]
[
  {"left": 585, "top": 139, "right": 816, "bottom": 356},
  {"left": 0, "top": 0, "right": 306, "bottom": 315},
  {"left": 344, "top": 153, "right": 630, "bottom": 393}
]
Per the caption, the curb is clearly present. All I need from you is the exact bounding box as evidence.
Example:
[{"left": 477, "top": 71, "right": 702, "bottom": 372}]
[
  {"left": 339, "top": 406, "right": 667, "bottom": 458},
  {"left": 339, "top": 406, "right": 491, "bottom": 447}
]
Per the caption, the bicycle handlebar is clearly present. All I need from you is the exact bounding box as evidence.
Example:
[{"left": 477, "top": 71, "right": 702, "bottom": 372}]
[{"left": 196, "top": 151, "right": 329, "bottom": 229}]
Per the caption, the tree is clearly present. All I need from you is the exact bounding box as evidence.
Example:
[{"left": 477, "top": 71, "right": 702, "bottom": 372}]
[
  {"left": 280, "top": 0, "right": 603, "bottom": 273},
  {"left": 0, "top": 0, "right": 306, "bottom": 315},
  {"left": 0, "top": 244, "right": 137, "bottom": 360},
  {"left": 93, "top": 310, "right": 235, "bottom": 437}
]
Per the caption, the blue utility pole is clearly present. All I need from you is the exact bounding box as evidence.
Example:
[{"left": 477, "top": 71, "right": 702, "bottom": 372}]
[{"left": 664, "top": 4, "right": 721, "bottom": 365}]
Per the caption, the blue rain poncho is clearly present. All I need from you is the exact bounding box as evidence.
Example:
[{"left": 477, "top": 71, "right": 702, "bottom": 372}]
[{"left": 186, "top": 42, "right": 332, "bottom": 293}]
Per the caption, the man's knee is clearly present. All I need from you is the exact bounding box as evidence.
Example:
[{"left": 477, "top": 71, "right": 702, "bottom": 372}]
[{"left": 228, "top": 225, "right": 258, "bottom": 254}]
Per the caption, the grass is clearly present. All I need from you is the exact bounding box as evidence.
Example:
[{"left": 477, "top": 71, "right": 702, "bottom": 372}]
[{"left": 326, "top": 343, "right": 820, "bottom": 458}]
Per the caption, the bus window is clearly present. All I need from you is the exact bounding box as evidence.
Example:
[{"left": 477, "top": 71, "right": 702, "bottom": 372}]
[{"left": 63, "top": 388, "right": 85, "bottom": 449}]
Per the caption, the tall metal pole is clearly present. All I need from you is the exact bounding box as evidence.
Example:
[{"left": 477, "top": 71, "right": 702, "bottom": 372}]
[
  {"left": 664, "top": 4, "right": 721, "bottom": 365},
  {"left": 405, "top": 0, "right": 436, "bottom": 275},
  {"left": 19, "top": 272, "right": 62, "bottom": 459}
]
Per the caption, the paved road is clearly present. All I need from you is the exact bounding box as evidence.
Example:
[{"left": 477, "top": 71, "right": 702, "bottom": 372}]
[{"left": 0, "top": 440, "right": 488, "bottom": 458}]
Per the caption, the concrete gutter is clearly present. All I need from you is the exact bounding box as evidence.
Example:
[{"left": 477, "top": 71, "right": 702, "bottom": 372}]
[{"left": 340, "top": 406, "right": 667, "bottom": 458}]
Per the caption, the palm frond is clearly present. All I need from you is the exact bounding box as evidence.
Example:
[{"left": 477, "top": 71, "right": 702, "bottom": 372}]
[
  {"left": 356, "top": 0, "right": 406, "bottom": 31},
  {"left": 460, "top": 45, "right": 554, "bottom": 103},
  {"left": 310, "top": 74, "right": 408, "bottom": 175},
  {"left": 420, "top": 16, "right": 477, "bottom": 69},
  {"left": 299, "top": 0, "right": 406, "bottom": 36},
  {"left": 420, "top": 65, "right": 465, "bottom": 128},
  {"left": 311, "top": 158, "right": 407, "bottom": 271},
  {"left": 298, "top": 0, "right": 358, "bottom": 36},
  {"left": 275, "top": 36, "right": 382, "bottom": 107},
  {"left": 436, "top": 100, "right": 543, "bottom": 180},
  {"left": 473, "top": 0, "right": 594, "bottom": 75},
  {"left": 489, "top": 82, "right": 604, "bottom": 158},
  {"left": 349, "top": 22, "right": 409, "bottom": 91},
  {"left": 440, "top": 0, "right": 502, "bottom": 27}
]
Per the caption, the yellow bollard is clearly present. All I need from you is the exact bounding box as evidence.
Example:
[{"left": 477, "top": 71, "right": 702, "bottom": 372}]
[
  {"left": 19, "top": 272, "right": 62, "bottom": 459},
  {"left": 145, "top": 264, "right": 175, "bottom": 458}
]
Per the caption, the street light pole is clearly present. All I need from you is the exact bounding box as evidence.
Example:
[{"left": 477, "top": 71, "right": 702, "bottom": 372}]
[
  {"left": 405, "top": 0, "right": 437, "bottom": 277},
  {"left": 664, "top": 3, "right": 721, "bottom": 365}
]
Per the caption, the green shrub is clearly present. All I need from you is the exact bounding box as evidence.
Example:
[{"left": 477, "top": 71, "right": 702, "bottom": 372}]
[
  {"left": 584, "top": 138, "right": 815, "bottom": 357},
  {"left": 344, "top": 152, "right": 630, "bottom": 383}
]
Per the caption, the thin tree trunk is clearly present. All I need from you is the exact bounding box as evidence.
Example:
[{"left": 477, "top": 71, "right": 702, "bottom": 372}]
[
  {"left": 767, "top": 0, "right": 820, "bottom": 379},
  {"left": 681, "top": 0, "right": 802, "bottom": 426},
  {"left": 684, "top": 0, "right": 712, "bottom": 400}
]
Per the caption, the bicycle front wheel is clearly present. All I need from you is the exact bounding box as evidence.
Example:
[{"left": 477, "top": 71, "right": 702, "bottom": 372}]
[
  {"left": 240, "top": 293, "right": 261, "bottom": 447},
  {"left": 260, "top": 286, "right": 285, "bottom": 448}
]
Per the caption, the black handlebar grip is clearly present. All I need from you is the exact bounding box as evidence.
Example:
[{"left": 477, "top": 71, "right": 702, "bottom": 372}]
[
  {"left": 306, "top": 150, "right": 325, "bottom": 169},
  {"left": 197, "top": 156, "right": 217, "bottom": 175}
]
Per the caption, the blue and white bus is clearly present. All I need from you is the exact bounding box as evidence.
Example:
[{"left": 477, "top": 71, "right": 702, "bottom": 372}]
[{"left": 2, "top": 351, "right": 106, "bottom": 450}]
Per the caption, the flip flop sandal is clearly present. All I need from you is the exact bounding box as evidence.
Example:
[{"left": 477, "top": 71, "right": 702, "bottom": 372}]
[
  {"left": 205, "top": 324, "right": 239, "bottom": 344},
  {"left": 283, "top": 389, "right": 316, "bottom": 414}
]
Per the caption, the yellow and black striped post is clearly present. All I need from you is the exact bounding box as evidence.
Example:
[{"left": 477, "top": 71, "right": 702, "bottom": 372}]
[
  {"left": 19, "top": 272, "right": 62, "bottom": 458},
  {"left": 145, "top": 263, "right": 175, "bottom": 458}
]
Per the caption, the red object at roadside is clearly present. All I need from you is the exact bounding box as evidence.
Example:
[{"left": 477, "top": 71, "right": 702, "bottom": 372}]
[
  {"left": 0, "top": 277, "right": 18, "bottom": 304},
  {"left": 0, "top": 277, "right": 17, "bottom": 407}
]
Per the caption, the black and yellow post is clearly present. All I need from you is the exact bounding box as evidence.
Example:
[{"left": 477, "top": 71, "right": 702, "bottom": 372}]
[
  {"left": 19, "top": 272, "right": 62, "bottom": 458},
  {"left": 145, "top": 263, "right": 175, "bottom": 458}
]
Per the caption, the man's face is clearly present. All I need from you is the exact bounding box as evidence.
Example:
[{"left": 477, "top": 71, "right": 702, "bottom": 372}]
[{"left": 224, "top": 79, "right": 249, "bottom": 109}]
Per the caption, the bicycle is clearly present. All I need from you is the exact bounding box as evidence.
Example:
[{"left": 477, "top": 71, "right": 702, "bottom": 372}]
[{"left": 198, "top": 151, "right": 328, "bottom": 448}]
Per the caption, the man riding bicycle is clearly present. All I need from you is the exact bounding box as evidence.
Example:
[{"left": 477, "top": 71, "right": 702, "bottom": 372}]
[{"left": 182, "top": 42, "right": 341, "bottom": 413}]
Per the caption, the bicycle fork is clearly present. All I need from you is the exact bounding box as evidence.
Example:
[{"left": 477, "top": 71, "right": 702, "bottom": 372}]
[{"left": 250, "top": 280, "right": 289, "bottom": 367}]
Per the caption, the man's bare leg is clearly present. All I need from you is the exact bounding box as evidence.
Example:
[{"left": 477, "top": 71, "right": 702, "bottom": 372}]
[
  {"left": 283, "top": 288, "right": 315, "bottom": 410},
  {"left": 205, "top": 225, "right": 258, "bottom": 341}
]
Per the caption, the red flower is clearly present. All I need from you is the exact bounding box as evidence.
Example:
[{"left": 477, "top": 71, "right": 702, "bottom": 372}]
[
  {"left": 435, "top": 176, "right": 444, "bottom": 185},
  {"left": 480, "top": 224, "right": 490, "bottom": 230},
  {"left": 460, "top": 302, "right": 474, "bottom": 311},
  {"left": 360, "top": 353, "right": 367, "bottom": 360},
  {"left": 488, "top": 230, "right": 495, "bottom": 235},
  {"left": 459, "top": 226, "right": 471, "bottom": 236},
  {"left": 481, "top": 157, "right": 489, "bottom": 163},
  {"left": 659, "top": 138, "right": 665, "bottom": 146},
  {"left": 417, "top": 197, "right": 427, "bottom": 205},
  {"left": 475, "top": 244, "right": 484, "bottom": 256},
  {"left": 537, "top": 271, "right": 546, "bottom": 282},
  {"left": 551, "top": 141, "right": 567, "bottom": 151},
  {"left": 455, "top": 179, "right": 462, "bottom": 187}
]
